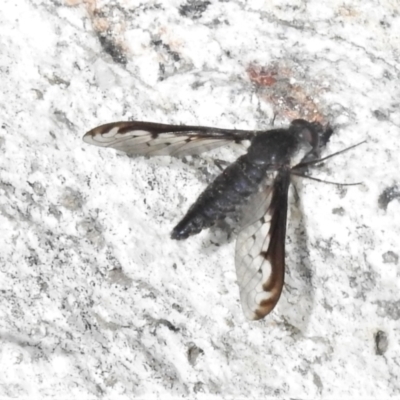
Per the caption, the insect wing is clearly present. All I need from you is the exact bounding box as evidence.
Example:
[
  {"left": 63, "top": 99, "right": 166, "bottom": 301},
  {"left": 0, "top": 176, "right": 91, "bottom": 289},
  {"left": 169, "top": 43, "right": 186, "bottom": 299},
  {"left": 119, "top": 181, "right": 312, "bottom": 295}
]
[
  {"left": 83, "top": 121, "right": 255, "bottom": 157},
  {"left": 235, "top": 172, "right": 291, "bottom": 320}
]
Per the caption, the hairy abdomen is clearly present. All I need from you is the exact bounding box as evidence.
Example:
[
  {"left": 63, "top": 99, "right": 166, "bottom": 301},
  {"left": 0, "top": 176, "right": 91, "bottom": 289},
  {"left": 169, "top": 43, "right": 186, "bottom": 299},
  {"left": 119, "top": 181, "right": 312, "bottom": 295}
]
[{"left": 171, "top": 155, "right": 267, "bottom": 240}]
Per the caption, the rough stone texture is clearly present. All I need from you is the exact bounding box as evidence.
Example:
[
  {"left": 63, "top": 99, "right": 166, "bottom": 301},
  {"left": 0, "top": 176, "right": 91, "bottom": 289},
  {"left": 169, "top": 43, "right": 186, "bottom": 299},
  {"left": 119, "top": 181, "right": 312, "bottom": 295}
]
[{"left": 0, "top": 1, "right": 399, "bottom": 398}]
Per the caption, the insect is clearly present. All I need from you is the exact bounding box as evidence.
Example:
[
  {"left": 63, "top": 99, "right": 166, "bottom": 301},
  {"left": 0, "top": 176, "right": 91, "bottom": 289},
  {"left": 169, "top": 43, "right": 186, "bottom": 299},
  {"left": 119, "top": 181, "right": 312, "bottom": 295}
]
[{"left": 83, "top": 119, "right": 362, "bottom": 320}]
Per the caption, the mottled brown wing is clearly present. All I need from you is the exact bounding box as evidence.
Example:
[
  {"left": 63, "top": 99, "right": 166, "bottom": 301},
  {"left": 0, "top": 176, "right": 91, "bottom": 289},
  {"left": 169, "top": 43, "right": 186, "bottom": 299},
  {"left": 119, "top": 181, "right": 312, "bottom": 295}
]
[
  {"left": 83, "top": 121, "right": 255, "bottom": 157},
  {"left": 235, "top": 171, "right": 290, "bottom": 320}
]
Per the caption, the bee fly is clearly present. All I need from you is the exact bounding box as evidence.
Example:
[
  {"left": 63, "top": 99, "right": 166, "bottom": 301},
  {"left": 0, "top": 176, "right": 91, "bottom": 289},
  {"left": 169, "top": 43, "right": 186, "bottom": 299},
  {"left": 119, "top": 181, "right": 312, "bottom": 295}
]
[{"left": 83, "top": 119, "right": 363, "bottom": 320}]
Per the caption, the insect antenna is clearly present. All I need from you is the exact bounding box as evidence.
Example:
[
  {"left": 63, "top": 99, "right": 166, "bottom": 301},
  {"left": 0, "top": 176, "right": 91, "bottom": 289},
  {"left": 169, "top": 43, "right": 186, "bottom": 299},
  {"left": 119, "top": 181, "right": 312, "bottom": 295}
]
[
  {"left": 292, "top": 140, "right": 366, "bottom": 170},
  {"left": 291, "top": 140, "right": 366, "bottom": 186},
  {"left": 290, "top": 171, "right": 363, "bottom": 186}
]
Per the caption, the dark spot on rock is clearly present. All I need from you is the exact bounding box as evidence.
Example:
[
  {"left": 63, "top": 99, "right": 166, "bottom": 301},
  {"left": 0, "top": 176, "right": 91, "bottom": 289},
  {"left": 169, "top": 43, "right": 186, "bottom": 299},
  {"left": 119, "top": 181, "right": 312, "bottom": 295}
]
[
  {"left": 158, "top": 319, "right": 179, "bottom": 332},
  {"left": 179, "top": 0, "right": 211, "bottom": 19},
  {"left": 46, "top": 74, "right": 70, "bottom": 87},
  {"left": 373, "top": 109, "right": 388, "bottom": 121},
  {"left": 172, "top": 303, "right": 183, "bottom": 312},
  {"left": 188, "top": 344, "right": 204, "bottom": 366},
  {"left": 378, "top": 185, "right": 400, "bottom": 210},
  {"left": 375, "top": 330, "right": 388, "bottom": 355},
  {"left": 98, "top": 34, "right": 127, "bottom": 65},
  {"left": 193, "top": 382, "right": 205, "bottom": 393},
  {"left": 382, "top": 251, "right": 398, "bottom": 265},
  {"left": 313, "top": 372, "right": 323, "bottom": 392},
  {"left": 332, "top": 207, "right": 345, "bottom": 216},
  {"left": 159, "top": 63, "right": 165, "bottom": 80}
]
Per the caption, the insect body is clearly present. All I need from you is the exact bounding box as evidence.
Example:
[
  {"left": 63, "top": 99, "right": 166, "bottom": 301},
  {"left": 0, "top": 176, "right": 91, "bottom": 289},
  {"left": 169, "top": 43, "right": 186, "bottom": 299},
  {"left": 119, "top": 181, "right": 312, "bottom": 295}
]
[{"left": 83, "top": 119, "right": 334, "bottom": 320}]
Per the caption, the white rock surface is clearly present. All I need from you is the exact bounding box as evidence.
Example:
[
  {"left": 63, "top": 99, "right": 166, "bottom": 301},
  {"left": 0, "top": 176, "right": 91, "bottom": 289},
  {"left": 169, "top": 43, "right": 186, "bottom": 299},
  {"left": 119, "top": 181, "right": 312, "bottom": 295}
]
[{"left": 0, "top": 1, "right": 399, "bottom": 398}]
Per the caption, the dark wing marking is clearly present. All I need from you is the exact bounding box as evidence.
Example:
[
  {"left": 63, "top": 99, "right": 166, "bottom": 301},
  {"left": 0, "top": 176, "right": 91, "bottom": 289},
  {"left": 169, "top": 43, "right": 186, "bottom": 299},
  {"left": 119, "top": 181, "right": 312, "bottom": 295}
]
[
  {"left": 235, "top": 171, "right": 291, "bottom": 320},
  {"left": 83, "top": 121, "right": 256, "bottom": 157}
]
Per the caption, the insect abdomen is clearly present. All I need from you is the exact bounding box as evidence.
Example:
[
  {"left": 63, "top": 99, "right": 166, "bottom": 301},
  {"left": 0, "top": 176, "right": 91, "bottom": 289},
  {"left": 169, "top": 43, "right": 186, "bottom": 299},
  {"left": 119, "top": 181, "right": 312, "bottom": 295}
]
[{"left": 171, "top": 155, "right": 266, "bottom": 240}]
